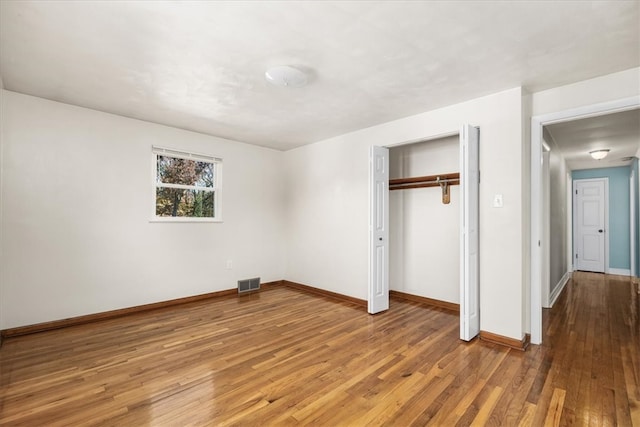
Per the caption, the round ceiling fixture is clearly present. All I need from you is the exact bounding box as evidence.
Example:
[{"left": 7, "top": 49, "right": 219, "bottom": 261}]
[
  {"left": 265, "top": 66, "right": 308, "bottom": 88},
  {"left": 589, "top": 149, "right": 610, "bottom": 160}
]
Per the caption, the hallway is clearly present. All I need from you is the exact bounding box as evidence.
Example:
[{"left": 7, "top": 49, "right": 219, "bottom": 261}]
[{"left": 539, "top": 272, "right": 639, "bottom": 425}]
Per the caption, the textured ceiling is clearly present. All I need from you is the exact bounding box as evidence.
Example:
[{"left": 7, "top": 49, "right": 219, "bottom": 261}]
[
  {"left": 1, "top": 1, "right": 639, "bottom": 150},
  {"left": 545, "top": 109, "right": 640, "bottom": 171}
]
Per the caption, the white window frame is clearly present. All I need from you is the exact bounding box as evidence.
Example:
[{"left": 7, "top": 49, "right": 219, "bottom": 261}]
[{"left": 151, "top": 146, "right": 223, "bottom": 222}]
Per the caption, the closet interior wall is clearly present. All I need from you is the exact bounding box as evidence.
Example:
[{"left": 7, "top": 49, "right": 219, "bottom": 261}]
[{"left": 389, "top": 135, "right": 460, "bottom": 304}]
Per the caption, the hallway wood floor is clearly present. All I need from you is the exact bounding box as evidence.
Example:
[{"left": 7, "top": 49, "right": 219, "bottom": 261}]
[{"left": 0, "top": 273, "right": 638, "bottom": 426}]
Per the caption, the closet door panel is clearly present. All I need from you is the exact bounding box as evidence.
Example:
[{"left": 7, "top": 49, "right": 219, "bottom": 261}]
[
  {"left": 369, "top": 145, "right": 389, "bottom": 314},
  {"left": 460, "top": 125, "right": 480, "bottom": 341}
]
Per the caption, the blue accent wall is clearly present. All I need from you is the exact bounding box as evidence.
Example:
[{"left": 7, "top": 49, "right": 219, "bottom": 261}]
[{"left": 572, "top": 166, "right": 631, "bottom": 270}]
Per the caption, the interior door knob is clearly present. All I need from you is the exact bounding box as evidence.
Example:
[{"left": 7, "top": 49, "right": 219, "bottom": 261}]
[{"left": 598, "top": 229, "right": 603, "bottom": 233}]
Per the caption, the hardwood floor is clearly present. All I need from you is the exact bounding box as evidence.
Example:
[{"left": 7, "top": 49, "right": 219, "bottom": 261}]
[{"left": 0, "top": 273, "right": 638, "bottom": 426}]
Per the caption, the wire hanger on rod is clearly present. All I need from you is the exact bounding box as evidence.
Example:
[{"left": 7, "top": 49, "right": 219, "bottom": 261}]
[{"left": 437, "top": 176, "right": 451, "bottom": 204}]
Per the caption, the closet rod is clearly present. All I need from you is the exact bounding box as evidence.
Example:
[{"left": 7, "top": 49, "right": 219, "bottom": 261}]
[{"left": 389, "top": 172, "right": 459, "bottom": 191}]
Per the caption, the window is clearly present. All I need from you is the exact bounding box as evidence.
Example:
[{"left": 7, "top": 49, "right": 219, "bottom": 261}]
[{"left": 152, "top": 146, "right": 222, "bottom": 221}]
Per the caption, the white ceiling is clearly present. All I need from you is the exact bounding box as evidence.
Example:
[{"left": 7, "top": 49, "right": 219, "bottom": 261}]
[
  {"left": 545, "top": 109, "right": 640, "bottom": 171},
  {"left": 1, "top": 1, "right": 638, "bottom": 151}
]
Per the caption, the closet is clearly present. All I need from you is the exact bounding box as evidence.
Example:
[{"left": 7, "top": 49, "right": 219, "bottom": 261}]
[{"left": 389, "top": 135, "right": 460, "bottom": 307}]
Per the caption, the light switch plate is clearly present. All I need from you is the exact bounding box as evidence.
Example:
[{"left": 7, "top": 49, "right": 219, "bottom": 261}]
[{"left": 493, "top": 194, "right": 503, "bottom": 208}]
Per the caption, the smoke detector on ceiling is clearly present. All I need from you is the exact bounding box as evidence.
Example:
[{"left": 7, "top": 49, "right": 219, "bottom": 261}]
[{"left": 265, "top": 66, "right": 308, "bottom": 88}]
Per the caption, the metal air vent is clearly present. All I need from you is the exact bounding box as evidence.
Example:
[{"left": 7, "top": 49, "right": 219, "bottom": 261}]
[{"left": 238, "top": 277, "right": 260, "bottom": 293}]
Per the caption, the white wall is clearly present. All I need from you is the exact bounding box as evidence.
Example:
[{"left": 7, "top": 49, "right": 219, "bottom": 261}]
[
  {"left": 389, "top": 136, "right": 459, "bottom": 303},
  {"left": 532, "top": 68, "right": 640, "bottom": 116},
  {"left": 548, "top": 144, "right": 569, "bottom": 296},
  {"left": 540, "top": 128, "right": 570, "bottom": 306},
  {"left": 285, "top": 87, "right": 527, "bottom": 341},
  {"left": 549, "top": 149, "right": 569, "bottom": 293},
  {"left": 1, "top": 91, "right": 286, "bottom": 329}
]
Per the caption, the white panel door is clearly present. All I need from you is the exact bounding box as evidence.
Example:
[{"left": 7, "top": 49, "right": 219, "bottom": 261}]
[
  {"left": 460, "top": 125, "right": 480, "bottom": 341},
  {"left": 369, "top": 146, "right": 389, "bottom": 314},
  {"left": 574, "top": 179, "right": 606, "bottom": 273}
]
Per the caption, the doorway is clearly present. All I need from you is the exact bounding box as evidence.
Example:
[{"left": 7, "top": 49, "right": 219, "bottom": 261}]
[
  {"left": 389, "top": 135, "right": 460, "bottom": 307},
  {"left": 530, "top": 97, "right": 640, "bottom": 345},
  {"left": 369, "top": 125, "right": 479, "bottom": 341}
]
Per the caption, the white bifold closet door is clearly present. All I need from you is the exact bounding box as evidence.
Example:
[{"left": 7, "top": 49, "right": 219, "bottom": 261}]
[
  {"left": 369, "top": 145, "right": 390, "bottom": 314},
  {"left": 460, "top": 125, "right": 480, "bottom": 341}
]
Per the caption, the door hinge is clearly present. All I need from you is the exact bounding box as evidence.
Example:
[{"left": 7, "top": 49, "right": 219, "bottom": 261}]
[{"left": 575, "top": 253, "right": 578, "bottom": 259}]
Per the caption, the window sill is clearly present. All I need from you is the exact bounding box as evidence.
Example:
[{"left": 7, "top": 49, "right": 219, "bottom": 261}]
[{"left": 149, "top": 217, "right": 223, "bottom": 223}]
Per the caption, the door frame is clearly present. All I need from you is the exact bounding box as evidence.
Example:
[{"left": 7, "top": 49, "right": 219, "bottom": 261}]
[
  {"left": 530, "top": 96, "right": 640, "bottom": 345},
  {"left": 631, "top": 169, "right": 637, "bottom": 278},
  {"left": 572, "top": 177, "right": 609, "bottom": 273},
  {"left": 541, "top": 150, "right": 550, "bottom": 307}
]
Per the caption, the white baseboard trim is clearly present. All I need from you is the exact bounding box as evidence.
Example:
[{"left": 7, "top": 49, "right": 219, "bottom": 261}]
[
  {"left": 549, "top": 271, "right": 571, "bottom": 308},
  {"left": 608, "top": 268, "right": 631, "bottom": 276}
]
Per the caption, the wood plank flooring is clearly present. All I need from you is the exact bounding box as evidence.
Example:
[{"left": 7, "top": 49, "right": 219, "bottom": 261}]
[{"left": 0, "top": 272, "right": 638, "bottom": 426}]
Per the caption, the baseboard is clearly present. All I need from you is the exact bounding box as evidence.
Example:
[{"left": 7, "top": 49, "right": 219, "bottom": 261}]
[
  {"left": 260, "top": 280, "right": 284, "bottom": 289},
  {"left": 548, "top": 271, "right": 571, "bottom": 308},
  {"left": 281, "top": 280, "right": 367, "bottom": 308},
  {"left": 2, "top": 281, "right": 283, "bottom": 338},
  {"left": 1, "top": 280, "right": 429, "bottom": 338},
  {"left": 608, "top": 268, "right": 631, "bottom": 276},
  {"left": 389, "top": 290, "right": 459, "bottom": 313},
  {"left": 480, "top": 331, "right": 530, "bottom": 351}
]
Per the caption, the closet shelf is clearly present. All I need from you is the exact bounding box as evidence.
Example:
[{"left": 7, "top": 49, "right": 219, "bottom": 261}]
[{"left": 389, "top": 172, "right": 460, "bottom": 191}]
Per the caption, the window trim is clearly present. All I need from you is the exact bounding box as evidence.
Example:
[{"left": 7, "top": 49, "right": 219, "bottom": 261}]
[{"left": 150, "top": 146, "right": 223, "bottom": 223}]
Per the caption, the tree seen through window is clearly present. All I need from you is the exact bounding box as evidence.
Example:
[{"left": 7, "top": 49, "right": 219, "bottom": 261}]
[{"left": 155, "top": 154, "right": 217, "bottom": 218}]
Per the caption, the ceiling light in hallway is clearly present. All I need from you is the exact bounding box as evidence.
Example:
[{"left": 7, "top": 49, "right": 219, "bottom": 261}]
[{"left": 589, "top": 149, "right": 610, "bottom": 160}]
